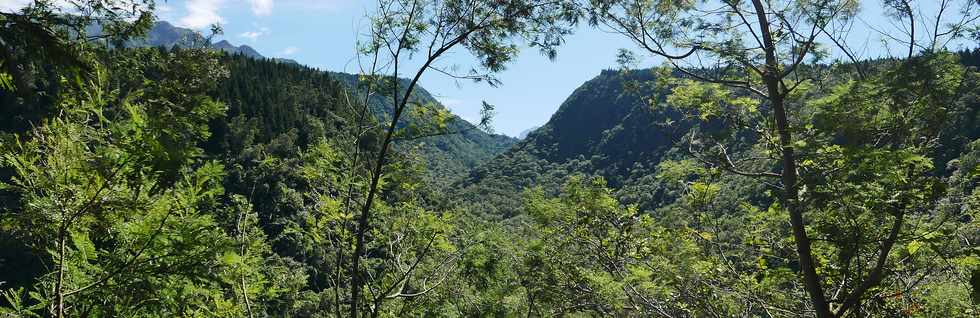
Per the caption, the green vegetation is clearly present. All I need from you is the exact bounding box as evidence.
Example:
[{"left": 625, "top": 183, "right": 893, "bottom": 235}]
[
  {"left": 128, "top": 20, "right": 519, "bottom": 185},
  {"left": 2, "top": 0, "right": 980, "bottom": 317}
]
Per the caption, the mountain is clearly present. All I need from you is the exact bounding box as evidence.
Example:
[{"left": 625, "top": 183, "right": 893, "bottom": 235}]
[
  {"left": 134, "top": 22, "right": 267, "bottom": 59},
  {"left": 127, "top": 22, "right": 299, "bottom": 65},
  {"left": 126, "top": 21, "right": 206, "bottom": 48},
  {"left": 452, "top": 69, "right": 686, "bottom": 217},
  {"left": 517, "top": 126, "right": 539, "bottom": 139},
  {"left": 212, "top": 40, "right": 263, "bottom": 58},
  {"left": 136, "top": 21, "right": 517, "bottom": 182},
  {"left": 455, "top": 53, "right": 980, "bottom": 219},
  {"left": 326, "top": 72, "right": 518, "bottom": 182}
]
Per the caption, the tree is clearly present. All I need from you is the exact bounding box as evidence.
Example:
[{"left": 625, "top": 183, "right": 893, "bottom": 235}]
[
  {"left": 522, "top": 176, "right": 729, "bottom": 316},
  {"left": 588, "top": 0, "right": 980, "bottom": 316},
  {"left": 0, "top": 0, "right": 155, "bottom": 130},
  {"left": 0, "top": 47, "right": 239, "bottom": 317},
  {"left": 345, "top": 0, "right": 580, "bottom": 315}
]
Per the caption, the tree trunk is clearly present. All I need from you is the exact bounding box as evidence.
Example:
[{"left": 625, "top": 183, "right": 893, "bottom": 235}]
[
  {"left": 773, "top": 92, "right": 831, "bottom": 318},
  {"left": 238, "top": 209, "right": 254, "bottom": 318},
  {"left": 350, "top": 61, "right": 408, "bottom": 318},
  {"left": 749, "top": 0, "right": 831, "bottom": 316},
  {"left": 55, "top": 225, "right": 66, "bottom": 318}
]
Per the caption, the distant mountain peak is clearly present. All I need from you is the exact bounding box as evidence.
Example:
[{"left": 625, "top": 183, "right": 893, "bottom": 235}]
[
  {"left": 518, "top": 126, "right": 540, "bottom": 139},
  {"left": 234, "top": 44, "right": 263, "bottom": 58},
  {"left": 132, "top": 21, "right": 516, "bottom": 184},
  {"left": 134, "top": 22, "right": 265, "bottom": 59}
]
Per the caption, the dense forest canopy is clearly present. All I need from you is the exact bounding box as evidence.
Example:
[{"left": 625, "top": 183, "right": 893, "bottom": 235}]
[{"left": 2, "top": 0, "right": 980, "bottom": 317}]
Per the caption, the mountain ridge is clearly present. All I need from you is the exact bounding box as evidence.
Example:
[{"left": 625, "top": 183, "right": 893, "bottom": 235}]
[
  {"left": 137, "top": 21, "right": 516, "bottom": 182},
  {"left": 454, "top": 53, "right": 980, "bottom": 218},
  {"left": 452, "top": 68, "right": 687, "bottom": 217},
  {"left": 517, "top": 125, "right": 539, "bottom": 139}
]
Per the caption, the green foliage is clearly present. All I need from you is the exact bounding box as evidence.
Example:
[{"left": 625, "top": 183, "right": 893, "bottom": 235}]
[
  {"left": 516, "top": 176, "right": 746, "bottom": 315},
  {"left": 0, "top": 0, "right": 156, "bottom": 131},
  {"left": 666, "top": 80, "right": 757, "bottom": 121},
  {"left": 209, "top": 55, "right": 353, "bottom": 154},
  {"left": 330, "top": 72, "right": 517, "bottom": 187},
  {"left": 454, "top": 69, "right": 687, "bottom": 218},
  {"left": 455, "top": 50, "right": 980, "bottom": 315},
  {"left": 0, "top": 47, "right": 258, "bottom": 316},
  {"left": 4, "top": 1, "right": 980, "bottom": 316}
]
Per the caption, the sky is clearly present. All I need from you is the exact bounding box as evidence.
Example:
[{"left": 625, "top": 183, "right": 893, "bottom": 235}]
[
  {"left": 1, "top": 0, "right": 973, "bottom": 137},
  {"left": 151, "top": 0, "right": 635, "bottom": 137}
]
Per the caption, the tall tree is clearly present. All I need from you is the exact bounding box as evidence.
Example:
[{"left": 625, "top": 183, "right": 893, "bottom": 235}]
[
  {"left": 0, "top": 47, "right": 240, "bottom": 317},
  {"left": 588, "top": 0, "right": 980, "bottom": 316},
  {"left": 0, "top": 0, "right": 155, "bottom": 130},
  {"left": 346, "top": 0, "right": 580, "bottom": 316}
]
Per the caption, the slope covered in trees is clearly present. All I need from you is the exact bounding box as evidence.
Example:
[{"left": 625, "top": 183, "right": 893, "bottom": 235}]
[
  {"left": 450, "top": 54, "right": 980, "bottom": 316},
  {"left": 0, "top": 23, "right": 490, "bottom": 318},
  {"left": 137, "top": 21, "right": 518, "bottom": 182},
  {"left": 454, "top": 69, "right": 683, "bottom": 216},
  {"left": 457, "top": 52, "right": 980, "bottom": 217},
  {"left": 3, "top": 0, "right": 980, "bottom": 317},
  {"left": 0, "top": 5, "right": 520, "bottom": 314},
  {"left": 328, "top": 71, "right": 517, "bottom": 184}
]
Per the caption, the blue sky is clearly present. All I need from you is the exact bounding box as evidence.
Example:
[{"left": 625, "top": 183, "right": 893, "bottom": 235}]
[
  {"left": 1, "top": 0, "right": 971, "bottom": 136},
  {"left": 150, "top": 0, "right": 637, "bottom": 137}
]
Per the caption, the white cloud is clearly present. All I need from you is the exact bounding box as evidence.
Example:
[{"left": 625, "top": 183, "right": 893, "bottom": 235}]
[
  {"left": 0, "top": 0, "right": 32, "bottom": 12},
  {"left": 249, "top": 0, "right": 273, "bottom": 16},
  {"left": 280, "top": 46, "right": 299, "bottom": 55},
  {"left": 178, "top": 0, "right": 225, "bottom": 30},
  {"left": 1, "top": 0, "right": 88, "bottom": 13},
  {"left": 239, "top": 31, "right": 262, "bottom": 40},
  {"left": 239, "top": 27, "right": 269, "bottom": 41},
  {"left": 2, "top": 0, "right": 150, "bottom": 19}
]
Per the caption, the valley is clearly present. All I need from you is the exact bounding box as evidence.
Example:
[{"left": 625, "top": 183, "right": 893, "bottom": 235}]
[{"left": 2, "top": 1, "right": 980, "bottom": 317}]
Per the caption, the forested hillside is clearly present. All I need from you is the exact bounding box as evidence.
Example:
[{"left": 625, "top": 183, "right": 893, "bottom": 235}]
[
  {"left": 455, "top": 69, "right": 685, "bottom": 217},
  {"left": 457, "top": 52, "right": 980, "bottom": 217},
  {"left": 327, "top": 72, "right": 517, "bottom": 184},
  {"left": 0, "top": 11, "right": 473, "bottom": 315},
  {"left": 125, "top": 21, "right": 281, "bottom": 61},
  {"left": 136, "top": 21, "right": 517, "bottom": 182},
  {"left": 3, "top": 0, "right": 980, "bottom": 317}
]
